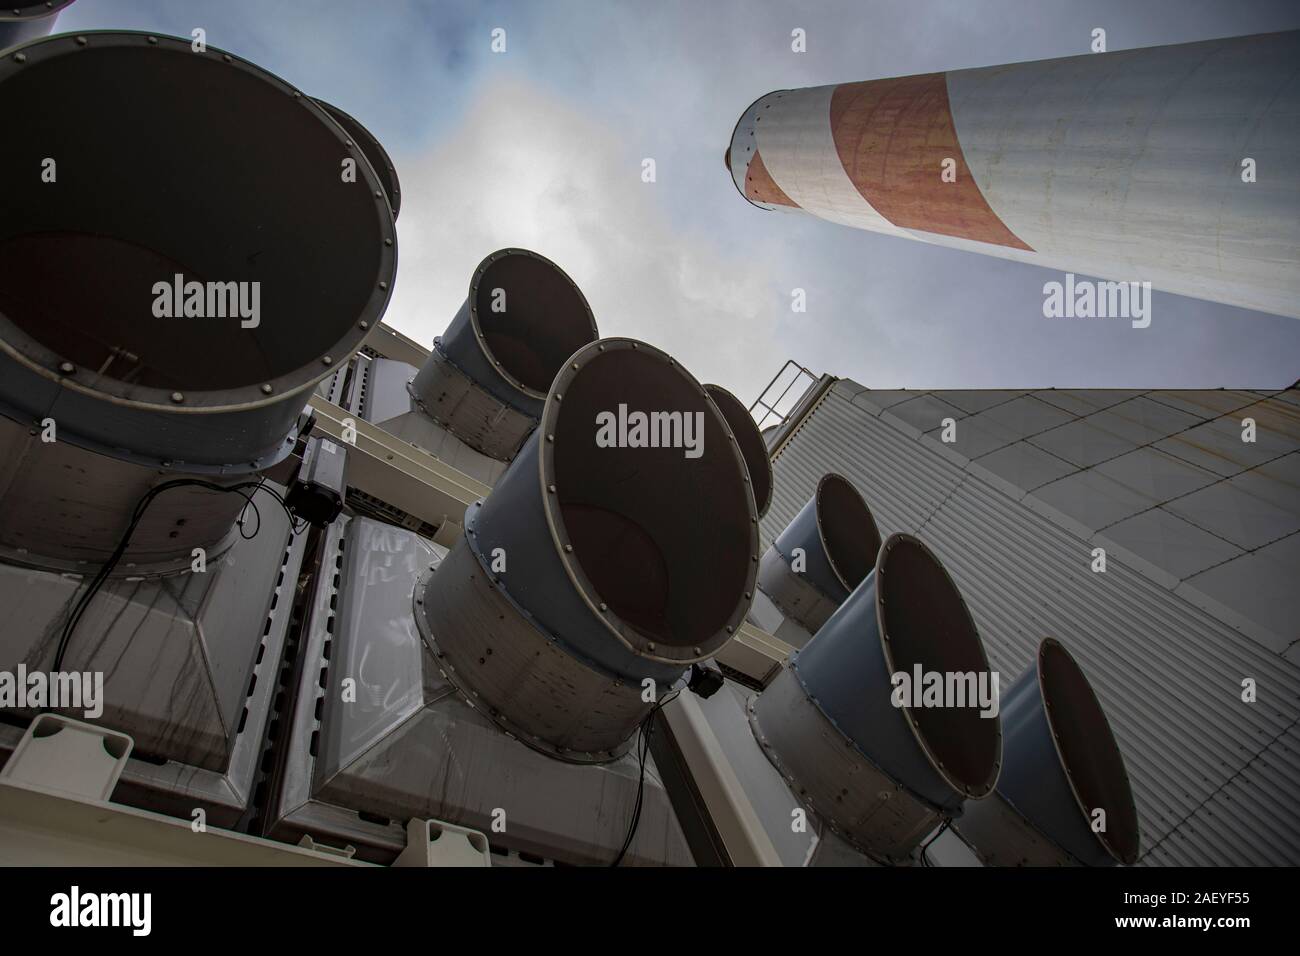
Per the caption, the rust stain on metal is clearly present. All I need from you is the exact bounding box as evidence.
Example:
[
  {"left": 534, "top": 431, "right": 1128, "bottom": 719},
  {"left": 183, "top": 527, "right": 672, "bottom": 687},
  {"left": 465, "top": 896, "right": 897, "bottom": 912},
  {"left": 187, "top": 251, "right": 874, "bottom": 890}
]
[
  {"left": 745, "top": 149, "right": 799, "bottom": 208},
  {"left": 829, "top": 73, "right": 1032, "bottom": 250}
]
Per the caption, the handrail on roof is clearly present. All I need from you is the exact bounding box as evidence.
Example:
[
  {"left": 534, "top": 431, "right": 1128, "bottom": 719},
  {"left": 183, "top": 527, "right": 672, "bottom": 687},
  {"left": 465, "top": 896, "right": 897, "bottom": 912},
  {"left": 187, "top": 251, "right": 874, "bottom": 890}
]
[{"left": 749, "top": 359, "right": 819, "bottom": 432}]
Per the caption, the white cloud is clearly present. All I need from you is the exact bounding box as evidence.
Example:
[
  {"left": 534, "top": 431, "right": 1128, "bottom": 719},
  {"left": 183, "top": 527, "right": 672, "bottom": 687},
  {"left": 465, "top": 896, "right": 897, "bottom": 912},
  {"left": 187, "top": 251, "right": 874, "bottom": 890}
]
[{"left": 385, "top": 76, "right": 787, "bottom": 401}]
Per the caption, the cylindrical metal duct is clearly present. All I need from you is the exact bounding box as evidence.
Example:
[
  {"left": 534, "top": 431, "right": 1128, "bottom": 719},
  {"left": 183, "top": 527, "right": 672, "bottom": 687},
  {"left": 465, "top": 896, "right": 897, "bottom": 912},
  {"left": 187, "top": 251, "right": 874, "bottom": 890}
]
[
  {"left": 953, "top": 638, "right": 1140, "bottom": 866},
  {"left": 0, "top": 416, "right": 247, "bottom": 571},
  {"left": 415, "top": 338, "right": 759, "bottom": 762},
  {"left": 726, "top": 31, "right": 1300, "bottom": 319},
  {"left": 0, "top": 1, "right": 74, "bottom": 50},
  {"left": 0, "top": 32, "right": 396, "bottom": 470},
  {"left": 705, "top": 383, "right": 772, "bottom": 518},
  {"left": 315, "top": 98, "right": 401, "bottom": 219},
  {"left": 751, "top": 533, "right": 1002, "bottom": 862},
  {"left": 409, "top": 248, "right": 598, "bottom": 461},
  {"left": 757, "top": 473, "right": 880, "bottom": 632}
]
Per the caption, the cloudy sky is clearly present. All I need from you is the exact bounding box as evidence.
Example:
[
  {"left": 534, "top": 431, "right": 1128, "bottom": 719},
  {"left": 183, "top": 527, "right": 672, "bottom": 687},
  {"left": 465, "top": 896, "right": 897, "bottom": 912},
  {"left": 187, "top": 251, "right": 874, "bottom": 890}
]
[{"left": 60, "top": 0, "right": 1300, "bottom": 403}]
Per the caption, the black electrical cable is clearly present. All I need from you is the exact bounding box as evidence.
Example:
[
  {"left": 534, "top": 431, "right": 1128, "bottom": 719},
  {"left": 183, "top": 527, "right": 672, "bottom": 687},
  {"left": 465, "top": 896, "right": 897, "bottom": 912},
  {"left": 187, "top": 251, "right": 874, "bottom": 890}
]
[
  {"left": 610, "top": 715, "right": 654, "bottom": 868},
  {"left": 52, "top": 478, "right": 303, "bottom": 673},
  {"left": 610, "top": 688, "right": 682, "bottom": 867},
  {"left": 235, "top": 483, "right": 265, "bottom": 540},
  {"left": 919, "top": 818, "right": 952, "bottom": 867},
  {"left": 242, "top": 477, "right": 311, "bottom": 536}
]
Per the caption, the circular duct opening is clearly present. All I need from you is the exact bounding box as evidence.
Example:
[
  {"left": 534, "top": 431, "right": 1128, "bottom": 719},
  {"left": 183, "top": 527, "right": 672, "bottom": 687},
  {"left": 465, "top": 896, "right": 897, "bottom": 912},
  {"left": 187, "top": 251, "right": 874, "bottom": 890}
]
[
  {"left": 471, "top": 250, "right": 597, "bottom": 396},
  {"left": 0, "top": 34, "right": 393, "bottom": 406},
  {"left": 546, "top": 341, "right": 755, "bottom": 655},
  {"left": 705, "top": 384, "right": 773, "bottom": 518},
  {"left": 315, "top": 98, "right": 401, "bottom": 219},
  {"left": 816, "top": 473, "right": 880, "bottom": 593},
  {"left": 877, "top": 534, "right": 1000, "bottom": 798},
  {"left": 3, "top": 1, "right": 76, "bottom": 20},
  {"left": 1038, "top": 639, "right": 1140, "bottom": 864}
]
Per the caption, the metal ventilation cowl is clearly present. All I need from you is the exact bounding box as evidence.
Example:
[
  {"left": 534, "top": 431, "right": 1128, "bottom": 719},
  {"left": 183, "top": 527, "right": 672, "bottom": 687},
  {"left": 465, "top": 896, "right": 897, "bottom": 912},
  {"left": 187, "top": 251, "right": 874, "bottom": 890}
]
[
  {"left": 0, "top": 1, "right": 75, "bottom": 51},
  {"left": 315, "top": 97, "right": 401, "bottom": 219},
  {"left": 751, "top": 533, "right": 1002, "bottom": 860},
  {"left": 409, "top": 248, "right": 598, "bottom": 461},
  {"left": 705, "top": 383, "right": 773, "bottom": 519},
  {"left": 415, "top": 338, "right": 759, "bottom": 761},
  {"left": 757, "top": 472, "right": 880, "bottom": 632},
  {"left": 953, "top": 638, "right": 1140, "bottom": 866},
  {"left": 0, "top": 31, "right": 396, "bottom": 470}
]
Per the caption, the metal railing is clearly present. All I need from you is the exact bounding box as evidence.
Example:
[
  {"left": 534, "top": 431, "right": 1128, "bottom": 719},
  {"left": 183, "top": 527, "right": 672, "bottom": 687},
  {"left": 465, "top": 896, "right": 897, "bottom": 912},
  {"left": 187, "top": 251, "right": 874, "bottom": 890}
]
[{"left": 748, "top": 360, "right": 820, "bottom": 433}]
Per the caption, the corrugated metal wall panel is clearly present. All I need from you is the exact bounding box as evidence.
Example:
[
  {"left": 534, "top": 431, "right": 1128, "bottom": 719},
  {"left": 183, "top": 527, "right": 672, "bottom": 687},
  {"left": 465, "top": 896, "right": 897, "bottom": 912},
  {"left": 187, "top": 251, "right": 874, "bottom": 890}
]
[
  {"left": 761, "top": 382, "right": 1300, "bottom": 866},
  {"left": 1142, "top": 724, "right": 1300, "bottom": 866}
]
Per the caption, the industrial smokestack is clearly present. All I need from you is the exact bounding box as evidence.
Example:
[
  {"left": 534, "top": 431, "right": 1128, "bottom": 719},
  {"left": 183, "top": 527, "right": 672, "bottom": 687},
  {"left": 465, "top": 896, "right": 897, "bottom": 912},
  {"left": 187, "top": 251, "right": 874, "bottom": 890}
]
[
  {"left": 750, "top": 533, "right": 1002, "bottom": 862},
  {"left": 726, "top": 31, "right": 1300, "bottom": 319},
  {"left": 704, "top": 383, "right": 773, "bottom": 518},
  {"left": 0, "top": 1, "right": 73, "bottom": 50},
  {"left": 952, "top": 638, "right": 1140, "bottom": 866},
  {"left": 0, "top": 31, "right": 396, "bottom": 565},
  {"left": 757, "top": 473, "right": 880, "bottom": 632},
  {"left": 415, "top": 338, "right": 759, "bottom": 762},
  {"left": 409, "top": 248, "right": 599, "bottom": 461}
]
